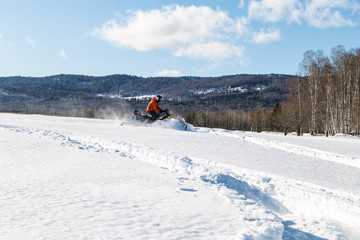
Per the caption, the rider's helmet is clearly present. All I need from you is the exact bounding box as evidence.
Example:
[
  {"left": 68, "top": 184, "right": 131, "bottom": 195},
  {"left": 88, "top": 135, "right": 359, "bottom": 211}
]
[{"left": 155, "top": 95, "right": 162, "bottom": 101}]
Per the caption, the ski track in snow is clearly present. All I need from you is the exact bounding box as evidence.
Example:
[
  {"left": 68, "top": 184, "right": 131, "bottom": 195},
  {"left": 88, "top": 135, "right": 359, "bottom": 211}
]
[
  {"left": 204, "top": 129, "right": 360, "bottom": 169},
  {"left": 1, "top": 122, "right": 360, "bottom": 239}
]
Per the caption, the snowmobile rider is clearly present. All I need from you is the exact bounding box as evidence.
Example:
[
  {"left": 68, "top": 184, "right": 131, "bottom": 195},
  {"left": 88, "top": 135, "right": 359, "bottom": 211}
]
[{"left": 146, "top": 95, "right": 165, "bottom": 120}]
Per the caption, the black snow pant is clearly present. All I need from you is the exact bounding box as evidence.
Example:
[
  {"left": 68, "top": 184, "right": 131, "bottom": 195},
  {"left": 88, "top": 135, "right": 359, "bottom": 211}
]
[{"left": 147, "top": 111, "right": 159, "bottom": 120}]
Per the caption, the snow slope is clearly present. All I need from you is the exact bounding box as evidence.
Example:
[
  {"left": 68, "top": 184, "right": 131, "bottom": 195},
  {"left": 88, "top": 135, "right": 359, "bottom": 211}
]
[{"left": 1, "top": 113, "right": 360, "bottom": 239}]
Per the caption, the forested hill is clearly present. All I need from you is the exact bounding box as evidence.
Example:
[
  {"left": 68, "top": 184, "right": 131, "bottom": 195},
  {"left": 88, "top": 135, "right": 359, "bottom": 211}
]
[{"left": 0, "top": 73, "right": 293, "bottom": 114}]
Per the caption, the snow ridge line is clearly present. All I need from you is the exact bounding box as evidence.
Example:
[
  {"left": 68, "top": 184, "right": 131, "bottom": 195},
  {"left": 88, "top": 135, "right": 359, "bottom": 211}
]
[
  {"left": 207, "top": 130, "right": 360, "bottom": 168},
  {"left": 0, "top": 124, "right": 194, "bottom": 174},
  {"left": 2, "top": 124, "right": 360, "bottom": 237},
  {"left": 242, "top": 136, "right": 360, "bottom": 168}
]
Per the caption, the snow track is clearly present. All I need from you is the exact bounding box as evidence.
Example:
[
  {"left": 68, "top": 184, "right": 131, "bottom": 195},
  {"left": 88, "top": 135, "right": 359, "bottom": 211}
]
[
  {"left": 206, "top": 129, "right": 360, "bottom": 169},
  {"left": 1, "top": 118, "right": 360, "bottom": 239},
  {"left": 242, "top": 135, "right": 360, "bottom": 169}
]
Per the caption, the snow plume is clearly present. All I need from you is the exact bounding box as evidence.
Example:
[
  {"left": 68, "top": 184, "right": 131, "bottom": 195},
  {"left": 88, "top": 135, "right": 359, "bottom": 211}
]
[
  {"left": 95, "top": 105, "right": 132, "bottom": 121},
  {"left": 42, "top": 98, "right": 133, "bottom": 121}
]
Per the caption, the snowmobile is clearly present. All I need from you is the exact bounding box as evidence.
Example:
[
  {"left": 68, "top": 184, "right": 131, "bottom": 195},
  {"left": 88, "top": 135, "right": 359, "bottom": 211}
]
[{"left": 122, "top": 109, "right": 188, "bottom": 130}]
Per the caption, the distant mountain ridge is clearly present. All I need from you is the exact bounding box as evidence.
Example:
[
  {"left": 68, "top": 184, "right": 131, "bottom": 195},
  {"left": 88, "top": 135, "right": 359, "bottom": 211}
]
[{"left": 0, "top": 74, "right": 293, "bottom": 115}]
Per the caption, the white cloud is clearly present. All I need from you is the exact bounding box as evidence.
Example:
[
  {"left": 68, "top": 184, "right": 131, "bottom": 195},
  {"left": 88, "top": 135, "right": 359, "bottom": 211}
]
[
  {"left": 238, "top": 0, "right": 245, "bottom": 9},
  {"left": 174, "top": 41, "right": 244, "bottom": 62},
  {"left": 25, "top": 36, "right": 35, "bottom": 47},
  {"left": 247, "top": 0, "right": 359, "bottom": 28},
  {"left": 234, "top": 17, "right": 248, "bottom": 35},
  {"left": 248, "top": 0, "right": 302, "bottom": 23},
  {"left": 0, "top": 33, "right": 3, "bottom": 39},
  {"left": 58, "top": 49, "right": 67, "bottom": 59},
  {"left": 304, "top": 0, "right": 358, "bottom": 28},
  {"left": 156, "top": 69, "right": 182, "bottom": 77},
  {"left": 92, "top": 5, "right": 245, "bottom": 62},
  {"left": 91, "top": 1, "right": 358, "bottom": 66},
  {"left": 253, "top": 28, "right": 281, "bottom": 44}
]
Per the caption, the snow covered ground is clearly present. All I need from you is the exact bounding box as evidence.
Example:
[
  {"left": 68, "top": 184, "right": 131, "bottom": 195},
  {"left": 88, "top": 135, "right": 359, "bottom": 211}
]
[{"left": 1, "top": 113, "right": 360, "bottom": 239}]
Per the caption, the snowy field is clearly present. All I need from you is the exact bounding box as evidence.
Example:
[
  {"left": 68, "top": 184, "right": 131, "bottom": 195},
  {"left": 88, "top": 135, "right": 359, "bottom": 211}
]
[{"left": 1, "top": 113, "right": 360, "bottom": 239}]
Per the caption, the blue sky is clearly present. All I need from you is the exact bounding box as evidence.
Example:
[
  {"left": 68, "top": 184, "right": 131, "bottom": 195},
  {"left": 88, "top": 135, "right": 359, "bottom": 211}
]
[{"left": 0, "top": 0, "right": 359, "bottom": 77}]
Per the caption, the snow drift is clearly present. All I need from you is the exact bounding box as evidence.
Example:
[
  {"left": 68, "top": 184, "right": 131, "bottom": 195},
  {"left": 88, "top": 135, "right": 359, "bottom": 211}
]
[{"left": 1, "top": 113, "right": 360, "bottom": 239}]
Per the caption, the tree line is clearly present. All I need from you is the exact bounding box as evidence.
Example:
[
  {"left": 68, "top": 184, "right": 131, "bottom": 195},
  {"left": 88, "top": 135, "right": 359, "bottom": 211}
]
[
  {"left": 2, "top": 45, "right": 358, "bottom": 136},
  {"left": 183, "top": 46, "right": 360, "bottom": 136},
  {"left": 286, "top": 45, "right": 360, "bottom": 136}
]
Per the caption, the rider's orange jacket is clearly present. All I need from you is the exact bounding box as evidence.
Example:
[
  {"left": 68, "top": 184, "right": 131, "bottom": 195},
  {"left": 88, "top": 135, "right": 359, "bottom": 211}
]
[{"left": 146, "top": 97, "right": 161, "bottom": 112}]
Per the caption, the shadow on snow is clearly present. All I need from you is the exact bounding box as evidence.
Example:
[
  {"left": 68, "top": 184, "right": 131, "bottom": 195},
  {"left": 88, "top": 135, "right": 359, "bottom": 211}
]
[{"left": 201, "top": 174, "right": 328, "bottom": 240}]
